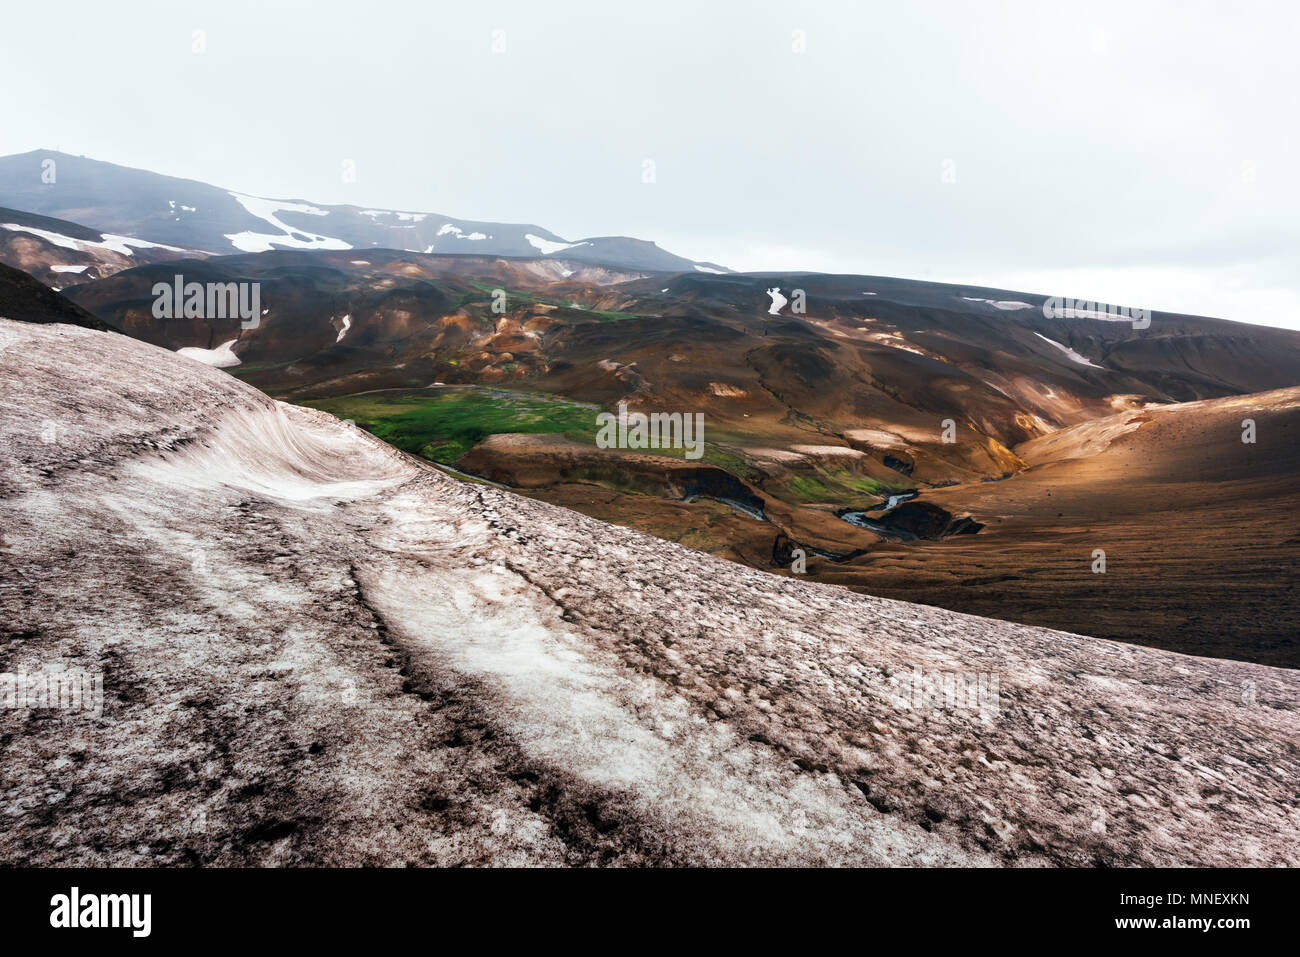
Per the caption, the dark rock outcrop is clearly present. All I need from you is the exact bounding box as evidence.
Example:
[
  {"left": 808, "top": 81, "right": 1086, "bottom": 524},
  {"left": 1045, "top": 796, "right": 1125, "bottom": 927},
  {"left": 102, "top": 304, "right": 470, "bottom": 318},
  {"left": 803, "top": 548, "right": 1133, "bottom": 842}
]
[
  {"left": 0, "top": 262, "right": 115, "bottom": 331},
  {"left": 876, "top": 500, "right": 983, "bottom": 539}
]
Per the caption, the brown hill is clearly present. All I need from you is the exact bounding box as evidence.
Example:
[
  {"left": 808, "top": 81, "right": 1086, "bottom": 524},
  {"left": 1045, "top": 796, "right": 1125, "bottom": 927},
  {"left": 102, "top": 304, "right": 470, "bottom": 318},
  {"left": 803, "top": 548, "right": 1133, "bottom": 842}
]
[{"left": 816, "top": 387, "right": 1300, "bottom": 666}]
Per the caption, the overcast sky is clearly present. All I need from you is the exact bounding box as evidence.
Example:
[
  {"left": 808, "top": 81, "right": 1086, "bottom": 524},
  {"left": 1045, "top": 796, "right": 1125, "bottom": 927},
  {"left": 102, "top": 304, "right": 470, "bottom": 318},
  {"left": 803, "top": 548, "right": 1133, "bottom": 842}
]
[{"left": 2, "top": 0, "right": 1297, "bottom": 328}]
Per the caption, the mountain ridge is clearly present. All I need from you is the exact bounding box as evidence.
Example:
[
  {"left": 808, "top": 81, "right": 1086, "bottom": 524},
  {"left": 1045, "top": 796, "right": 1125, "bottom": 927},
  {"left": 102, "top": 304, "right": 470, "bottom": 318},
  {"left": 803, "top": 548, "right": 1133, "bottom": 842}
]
[{"left": 0, "top": 150, "right": 730, "bottom": 275}]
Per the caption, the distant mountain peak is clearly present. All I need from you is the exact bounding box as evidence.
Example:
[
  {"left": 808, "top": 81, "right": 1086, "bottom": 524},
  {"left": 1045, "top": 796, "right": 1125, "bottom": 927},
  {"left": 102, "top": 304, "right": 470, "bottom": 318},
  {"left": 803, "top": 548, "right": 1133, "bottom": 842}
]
[{"left": 0, "top": 150, "right": 729, "bottom": 274}]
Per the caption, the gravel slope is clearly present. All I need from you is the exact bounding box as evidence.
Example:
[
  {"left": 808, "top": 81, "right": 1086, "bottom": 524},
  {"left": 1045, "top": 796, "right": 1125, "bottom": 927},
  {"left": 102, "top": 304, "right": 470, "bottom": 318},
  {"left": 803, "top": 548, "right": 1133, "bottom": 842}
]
[{"left": 0, "top": 318, "right": 1296, "bottom": 866}]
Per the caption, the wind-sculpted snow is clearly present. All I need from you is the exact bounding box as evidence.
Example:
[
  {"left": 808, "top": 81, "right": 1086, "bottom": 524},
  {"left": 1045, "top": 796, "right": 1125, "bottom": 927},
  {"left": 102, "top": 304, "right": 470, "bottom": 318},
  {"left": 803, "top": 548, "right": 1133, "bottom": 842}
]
[{"left": 0, "top": 318, "right": 1297, "bottom": 866}]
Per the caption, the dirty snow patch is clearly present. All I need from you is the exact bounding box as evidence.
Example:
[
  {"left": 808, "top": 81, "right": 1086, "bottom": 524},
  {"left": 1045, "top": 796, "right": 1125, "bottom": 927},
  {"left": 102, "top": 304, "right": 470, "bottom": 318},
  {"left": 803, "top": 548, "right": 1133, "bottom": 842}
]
[
  {"left": 526, "top": 234, "right": 578, "bottom": 255},
  {"left": 961, "top": 297, "right": 1034, "bottom": 310},
  {"left": 176, "top": 339, "right": 241, "bottom": 368},
  {"left": 362, "top": 210, "right": 427, "bottom": 223},
  {"left": 1034, "top": 333, "right": 1105, "bottom": 369},
  {"left": 0, "top": 224, "right": 184, "bottom": 256}
]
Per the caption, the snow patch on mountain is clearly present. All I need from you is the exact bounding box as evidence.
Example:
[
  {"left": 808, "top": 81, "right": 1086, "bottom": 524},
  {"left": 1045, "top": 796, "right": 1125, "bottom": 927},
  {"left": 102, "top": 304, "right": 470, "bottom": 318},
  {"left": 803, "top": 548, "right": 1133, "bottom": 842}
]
[
  {"left": 225, "top": 192, "right": 352, "bottom": 253},
  {"left": 176, "top": 338, "right": 241, "bottom": 367},
  {"left": 526, "top": 234, "right": 581, "bottom": 255},
  {"left": 0, "top": 223, "right": 184, "bottom": 257},
  {"left": 1034, "top": 332, "right": 1105, "bottom": 369},
  {"left": 961, "top": 296, "right": 1034, "bottom": 311},
  {"left": 362, "top": 209, "right": 427, "bottom": 223}
]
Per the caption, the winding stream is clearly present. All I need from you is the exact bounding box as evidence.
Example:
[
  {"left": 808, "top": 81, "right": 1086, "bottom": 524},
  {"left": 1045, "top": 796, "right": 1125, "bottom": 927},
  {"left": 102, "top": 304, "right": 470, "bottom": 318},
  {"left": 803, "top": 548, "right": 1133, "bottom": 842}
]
[
  {"left": 685, "top": 494, "right": 767, "bottom": 522},
  {"left": 881, "top": 492, "right": 916, "bottom": 511},
  {"left": 839, "top": 491, "right": 917, "bottom": 538}
]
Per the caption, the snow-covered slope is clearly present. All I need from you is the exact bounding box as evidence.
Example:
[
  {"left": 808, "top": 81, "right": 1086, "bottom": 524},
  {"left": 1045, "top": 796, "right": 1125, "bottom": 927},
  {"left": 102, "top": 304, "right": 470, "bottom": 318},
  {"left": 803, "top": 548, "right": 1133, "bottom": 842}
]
[
  {"left": 0, "top": 317, "right": 1296, "bottom": 866},
  {"left": 0, "top": 206, "right": 203, "bottom": 288},
  {"left": 0, "top": 151, "right": 728, "bottom": 274}
]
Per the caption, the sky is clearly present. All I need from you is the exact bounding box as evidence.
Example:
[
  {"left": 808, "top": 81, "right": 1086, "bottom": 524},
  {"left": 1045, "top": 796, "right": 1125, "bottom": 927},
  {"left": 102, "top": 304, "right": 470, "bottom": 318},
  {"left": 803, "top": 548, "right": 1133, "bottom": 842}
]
[{"left": 2, "top": 0, "right": 1297, "bottom": 329}]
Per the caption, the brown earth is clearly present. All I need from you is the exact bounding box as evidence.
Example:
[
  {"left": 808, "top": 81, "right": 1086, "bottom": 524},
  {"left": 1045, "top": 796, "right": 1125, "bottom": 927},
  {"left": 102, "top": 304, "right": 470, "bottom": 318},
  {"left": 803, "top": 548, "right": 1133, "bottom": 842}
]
[
  {"left": 33, "top": 251, "right": 1300, "bottom": 667},
  {"left": 788, "top": 387, "right": 1300, "bottom": 668},
  {"left": 455, "top": 387, "right": 1300, "bottom": 668}
]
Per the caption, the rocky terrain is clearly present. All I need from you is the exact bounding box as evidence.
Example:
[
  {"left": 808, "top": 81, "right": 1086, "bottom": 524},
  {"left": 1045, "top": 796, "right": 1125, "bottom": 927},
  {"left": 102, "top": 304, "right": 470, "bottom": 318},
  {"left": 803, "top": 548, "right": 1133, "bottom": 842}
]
[
  {"left": 40, "top": 246, "right": 1300, "bottom": 664},
  {"left": 1, "top": 316, "right": 1297, "bottom": 866}
]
